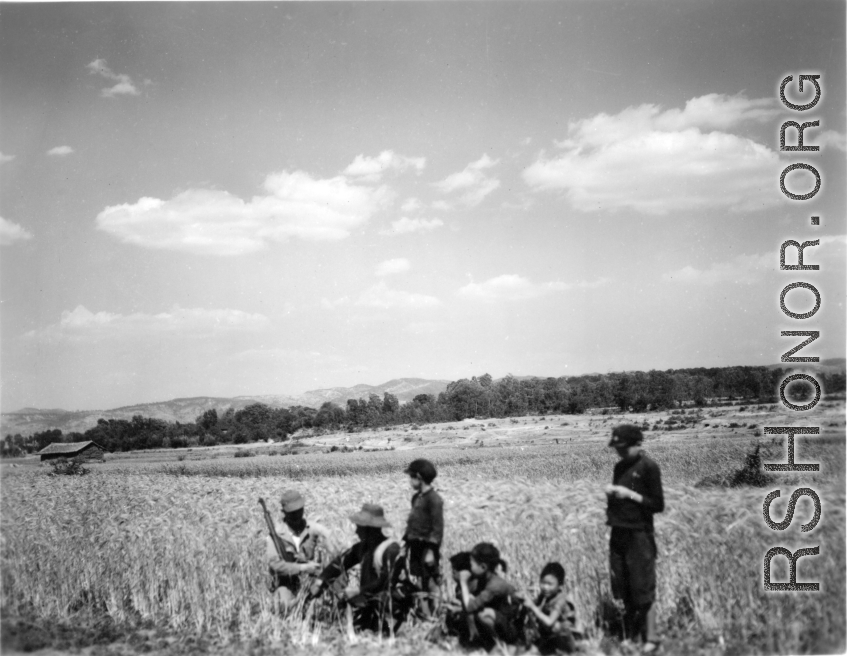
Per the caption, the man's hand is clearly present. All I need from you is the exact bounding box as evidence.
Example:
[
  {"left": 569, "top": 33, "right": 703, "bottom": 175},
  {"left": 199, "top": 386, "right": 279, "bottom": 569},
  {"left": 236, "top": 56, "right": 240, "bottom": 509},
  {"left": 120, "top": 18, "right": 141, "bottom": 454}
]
[
  {"left": 301, "top": 562, "right": 322, "bottom": 575},
  {"left": 607, "top": 485, "right": 641, "bottom": 502},
  {"left": 458, "top": 570, "right": 472, "bottom": 583},
  {"left": 424, "top": 549, "right": 435, "bottom": 566},
  {"left": 308, "top": 580, "right": 323, "bottom": 598}
]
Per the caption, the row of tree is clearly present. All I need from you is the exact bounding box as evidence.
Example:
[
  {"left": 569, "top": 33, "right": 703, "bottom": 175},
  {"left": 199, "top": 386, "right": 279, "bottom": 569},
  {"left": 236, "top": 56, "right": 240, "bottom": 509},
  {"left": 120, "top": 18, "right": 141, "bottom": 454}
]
[{"left": 3, "top": 365, "right": 843, "bottom": 457}]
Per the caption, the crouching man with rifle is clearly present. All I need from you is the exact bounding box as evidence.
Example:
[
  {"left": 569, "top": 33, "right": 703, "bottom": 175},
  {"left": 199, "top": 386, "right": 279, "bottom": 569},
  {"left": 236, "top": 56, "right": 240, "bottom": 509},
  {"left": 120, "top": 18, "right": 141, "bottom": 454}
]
[
  {"left": 259, "top": 490, "right": 334, "bottom": 612},
  {"left": 307, "top": 503, "right": 415, "bottom": 635}
]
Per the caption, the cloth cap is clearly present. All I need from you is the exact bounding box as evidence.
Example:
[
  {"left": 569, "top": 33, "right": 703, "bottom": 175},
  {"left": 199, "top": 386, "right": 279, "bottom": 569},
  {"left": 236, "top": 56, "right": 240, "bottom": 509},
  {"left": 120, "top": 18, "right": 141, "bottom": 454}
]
[
  {"left": 608, "top": 424, "right": 644, "bottom": 448},
  {"left": 349, "top": 503, "right": 391, "bottom": 528},
  {"left": 280, "top": 490, "right": 305, "bottom": 512}
]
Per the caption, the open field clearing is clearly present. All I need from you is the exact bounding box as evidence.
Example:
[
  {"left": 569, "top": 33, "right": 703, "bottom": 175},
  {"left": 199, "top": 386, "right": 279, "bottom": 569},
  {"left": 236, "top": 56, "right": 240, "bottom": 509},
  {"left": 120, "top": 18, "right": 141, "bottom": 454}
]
[{"left": 1, "top": 405, "right": 844, "bottom": 656}]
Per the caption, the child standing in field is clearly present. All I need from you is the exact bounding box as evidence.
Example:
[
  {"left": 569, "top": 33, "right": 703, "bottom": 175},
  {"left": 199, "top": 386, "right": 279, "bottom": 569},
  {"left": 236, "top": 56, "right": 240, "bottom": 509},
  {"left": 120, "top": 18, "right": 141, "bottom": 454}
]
[
  {"left": 402, "top": 458, "right": 444, "bottom": 616},
  {"left": 605, "top": 424, "right": 664, "bottom": 653},
  {"left": 523, "top": 562, "right": 582, "bottom": 654}
]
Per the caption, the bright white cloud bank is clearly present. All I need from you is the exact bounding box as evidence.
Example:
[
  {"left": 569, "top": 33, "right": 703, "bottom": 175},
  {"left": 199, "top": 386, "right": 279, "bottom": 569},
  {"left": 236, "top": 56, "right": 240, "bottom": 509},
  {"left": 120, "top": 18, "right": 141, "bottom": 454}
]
[
  {"left": 380, "top": 216, "right": 444, "bottom": 235},
  {"left": 459, "top": 274, "right": 609, "bottom": 302},
  {"left": 344, "top": 150, "right": 425, "bottom": 182},
  {"left": 0, "top": 217, "right": 33, "bottom": 246},
  {"left": 86, "top": 59, "right": 140, "bottom": 98},
  {"left": 523, "top": 94, "right": 783, "bottom": 215},
  {"left": 97, "top": 169, "right": 391, "bottom": 255},
  {"left": 435, "top": 154, "right": 501, "bottom": 207},
  {"left": 375, "top": 258, "right": 410, "bottom": 276},
  {"left": 27, "top": 305, "right": 269, "bottom": 342},
  {"left": 0, "top": 152, "right": 14, "bottom": 165},
  {"left": 47, "top": 145, "right": 74, "bottom": 156}
]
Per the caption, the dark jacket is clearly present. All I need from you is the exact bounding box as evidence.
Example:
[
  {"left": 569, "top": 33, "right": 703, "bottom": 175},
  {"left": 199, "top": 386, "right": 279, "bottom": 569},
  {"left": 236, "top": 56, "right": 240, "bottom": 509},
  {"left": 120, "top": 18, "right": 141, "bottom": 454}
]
[
  {"left": 319, "top": 538, "right": 401, "bottom": 597},
  {"left": 404, "top": 488, "right": 444, "bottom": 545},
  {"left": 606, "top": 452, "right": 664, "bottom": 532}
]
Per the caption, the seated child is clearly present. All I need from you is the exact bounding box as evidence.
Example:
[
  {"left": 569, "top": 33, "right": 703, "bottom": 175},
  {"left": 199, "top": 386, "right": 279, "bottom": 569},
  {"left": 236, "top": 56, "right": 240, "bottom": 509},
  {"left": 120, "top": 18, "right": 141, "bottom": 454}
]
[
  {"left": 523, "top": 562, "right": 582, "bottom": 654},
  {"left": 455, "top": 543, "right": 523, "bottom": 651}
]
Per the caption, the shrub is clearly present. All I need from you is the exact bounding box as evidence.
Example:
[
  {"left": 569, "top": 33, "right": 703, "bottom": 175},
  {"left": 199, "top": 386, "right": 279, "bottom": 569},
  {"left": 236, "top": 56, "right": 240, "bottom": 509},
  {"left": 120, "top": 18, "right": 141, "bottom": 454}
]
[
  {"left": 729, "top": 444, "right": 771, "bottom": 487},
  {"left": 48, "top": 458, "right": 88, "bottom": 476},
  {"left": 233, "top": 449, "right": 254, "bottom": 458}
]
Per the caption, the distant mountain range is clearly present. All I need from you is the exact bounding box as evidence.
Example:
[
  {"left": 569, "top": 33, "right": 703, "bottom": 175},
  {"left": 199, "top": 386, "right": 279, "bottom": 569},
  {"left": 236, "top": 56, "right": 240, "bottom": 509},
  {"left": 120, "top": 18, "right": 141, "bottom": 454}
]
[
  {"left": 3, "top": 360, "right": 844, "bottom": 438},
  {"left": 1, "top": 378, "right": 451, "bottom": 437}
]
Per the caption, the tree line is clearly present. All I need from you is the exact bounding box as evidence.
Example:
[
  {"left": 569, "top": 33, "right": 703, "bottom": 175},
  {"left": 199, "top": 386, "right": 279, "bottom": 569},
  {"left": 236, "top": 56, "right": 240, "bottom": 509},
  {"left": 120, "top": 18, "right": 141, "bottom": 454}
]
[{"left": 3, "top": 365, "right": 843, "bottom": 457}]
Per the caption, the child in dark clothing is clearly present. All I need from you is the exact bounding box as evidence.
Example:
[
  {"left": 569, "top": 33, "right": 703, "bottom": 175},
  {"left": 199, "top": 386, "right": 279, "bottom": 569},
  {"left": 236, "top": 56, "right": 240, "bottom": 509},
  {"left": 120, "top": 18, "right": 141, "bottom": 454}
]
[
  {"left": 524, "top": 562, "right": 582, "bottom": 654},
  {"left": 402, "top": 458, "right": 444, "bottom": 616},
  {"left": 456, "top": 542, "right": 522, "bottom": 651}
]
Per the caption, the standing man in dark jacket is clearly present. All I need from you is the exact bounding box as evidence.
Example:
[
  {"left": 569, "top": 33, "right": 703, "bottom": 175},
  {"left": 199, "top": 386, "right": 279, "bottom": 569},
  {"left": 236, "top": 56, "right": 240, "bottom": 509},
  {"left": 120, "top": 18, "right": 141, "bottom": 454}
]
[{"left": 605, "top": 424, "right": 664, "bottom": 653}]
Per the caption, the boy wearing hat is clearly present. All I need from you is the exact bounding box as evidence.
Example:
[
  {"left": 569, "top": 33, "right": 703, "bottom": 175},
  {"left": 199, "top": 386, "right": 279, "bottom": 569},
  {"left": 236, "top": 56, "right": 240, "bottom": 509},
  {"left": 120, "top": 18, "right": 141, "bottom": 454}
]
[
  {"left": 309, "top": 503, "right": 409, "bottom": 633},
  {"left": 402, "top": 458, "right": 444, "bottom": 616},
  {"left": 605, "top": 424, "right": 664, "bottom": 653},
  {"left": 265, "top": 489, "right": 334, "bottom": 610}
]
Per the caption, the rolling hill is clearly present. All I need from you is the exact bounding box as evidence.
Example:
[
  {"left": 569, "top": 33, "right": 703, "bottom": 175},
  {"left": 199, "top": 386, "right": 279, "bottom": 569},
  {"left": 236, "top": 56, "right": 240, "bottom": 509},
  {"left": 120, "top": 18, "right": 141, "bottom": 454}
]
[{"left": 1, "top": 378, "right": 451, "bottom": 437}]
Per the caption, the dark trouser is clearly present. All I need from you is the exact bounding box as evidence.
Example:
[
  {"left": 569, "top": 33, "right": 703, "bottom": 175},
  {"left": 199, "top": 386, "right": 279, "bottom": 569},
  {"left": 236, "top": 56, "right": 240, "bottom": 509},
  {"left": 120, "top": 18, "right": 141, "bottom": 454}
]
[
  {"left": 445, "top": 608, "right": 520, "bottom": 652},
  {"left": 347, "top": 588, "right": 414, "bottom": 634},
  {"left": 609, "top": 527, "right": 657, "bottom": 642},
  {"left": 406, "top": 540, "right": 441, "bottom": 615},
  {"left": 536, "top": 632, "right": 577, "bottom": 655}
]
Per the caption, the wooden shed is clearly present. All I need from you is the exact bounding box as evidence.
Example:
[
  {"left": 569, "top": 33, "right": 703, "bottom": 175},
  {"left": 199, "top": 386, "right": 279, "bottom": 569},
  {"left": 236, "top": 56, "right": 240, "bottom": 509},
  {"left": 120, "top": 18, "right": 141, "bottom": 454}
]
[{"left": 38, "top": 441, "right": 106, "bottom": 463}]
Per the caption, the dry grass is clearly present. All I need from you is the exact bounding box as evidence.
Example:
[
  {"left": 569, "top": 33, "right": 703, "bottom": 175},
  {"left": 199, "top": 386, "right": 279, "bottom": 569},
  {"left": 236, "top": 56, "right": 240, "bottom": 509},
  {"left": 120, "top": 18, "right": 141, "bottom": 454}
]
[{"left": 1, "top": 427, "right": 844, "bottom": 655}]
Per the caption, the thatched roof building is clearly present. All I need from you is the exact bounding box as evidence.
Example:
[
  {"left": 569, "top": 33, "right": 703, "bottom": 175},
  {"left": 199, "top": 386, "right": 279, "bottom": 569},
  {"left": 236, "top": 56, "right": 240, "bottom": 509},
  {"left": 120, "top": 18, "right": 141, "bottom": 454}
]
[{"left": 38, "top": 441, "right": 106, "bottom": 462}]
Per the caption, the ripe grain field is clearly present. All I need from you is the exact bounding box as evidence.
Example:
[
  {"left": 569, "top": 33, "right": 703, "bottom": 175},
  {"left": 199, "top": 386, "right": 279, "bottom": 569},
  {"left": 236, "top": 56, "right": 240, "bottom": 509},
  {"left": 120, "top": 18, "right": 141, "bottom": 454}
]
[{"left": 1, "top": 407, "right": 845, "bottom": 656}]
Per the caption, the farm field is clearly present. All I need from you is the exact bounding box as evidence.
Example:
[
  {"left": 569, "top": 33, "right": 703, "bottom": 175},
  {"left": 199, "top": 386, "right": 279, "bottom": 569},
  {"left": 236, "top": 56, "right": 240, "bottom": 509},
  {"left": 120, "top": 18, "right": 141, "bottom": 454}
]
[{"left": 1, "top": 402, "right": 845, "bottom": 656}]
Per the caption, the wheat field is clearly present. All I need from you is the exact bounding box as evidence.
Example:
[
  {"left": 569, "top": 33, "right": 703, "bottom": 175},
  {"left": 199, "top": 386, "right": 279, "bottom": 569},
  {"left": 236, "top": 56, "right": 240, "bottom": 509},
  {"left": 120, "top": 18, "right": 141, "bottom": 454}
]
[{"left": 1, "top": 427, "right": 844, "bottom": 655}]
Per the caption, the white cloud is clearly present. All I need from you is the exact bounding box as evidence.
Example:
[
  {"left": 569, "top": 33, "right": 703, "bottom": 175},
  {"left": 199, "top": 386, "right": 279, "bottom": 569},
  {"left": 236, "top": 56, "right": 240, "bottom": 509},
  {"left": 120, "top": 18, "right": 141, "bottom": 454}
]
[
  {"left": 26, "top": 305, "right": 269, "bottom": 342},
  {"left": 320, "top": 296, "right": 351, "bottom": 310},
  {"left": 380, "top": 216, "right": 444, "bottom": 235},
  {"left": 356, "top": 282, "right": 440, "bottom": 309},
  {"left": 432, "top": 200, "right": 453, "bottom": 212},
  {"left": 86, "top": 58, "right": 140, "bottom": 98},
  {"left": 523, "top": 94, "right": 783, "bottom": 215},
  {"left": 375, "top": 258, "right": 410, "bottom": 276},
  {"left": 401, "top": 197, "right": 422, "bottom": 213},
  {"left": 47, "top": 145, "right": 74, "bottom": 157},
  {"left": 0, "top": 152, "right": 15, "bottom": 165},
  {"left": 230, "top": 347, "right": 342, "bottom": 366},
  {"left": 343, "top": 150, "right": 426, "bottom": 182},
  {"left": 818, "top": 130, "right": 847, "bottom": 152},
  {"left": 0, "top": 217, "right": 33, "bottom": 246},
  {"left": 458, "top": 274, "right": 609, "bottom": 302},
  {"left": 662, "top": 253, "right": 774, "bottom": 285},
  {"left": 664, "top": 238, "right": 846, "bottom": 286},
  {"left": 434, "top": 154, "right": 501, "bottom": 207},
  {"left": 96, "top": 170, "right": 391, "bottom": 255}
]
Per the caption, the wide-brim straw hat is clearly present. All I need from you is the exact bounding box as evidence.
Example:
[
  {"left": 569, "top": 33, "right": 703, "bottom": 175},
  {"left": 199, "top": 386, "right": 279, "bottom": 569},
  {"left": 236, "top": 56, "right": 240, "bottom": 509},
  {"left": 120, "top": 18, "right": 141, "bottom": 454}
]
[{"left": 349, "top": 503, "right": 391, "bottom": 528}]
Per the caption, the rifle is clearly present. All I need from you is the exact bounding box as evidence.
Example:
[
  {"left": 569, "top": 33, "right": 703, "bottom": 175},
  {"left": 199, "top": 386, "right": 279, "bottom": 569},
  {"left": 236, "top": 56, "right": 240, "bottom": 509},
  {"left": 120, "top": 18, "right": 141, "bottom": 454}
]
[
  {"left": 258, "top": 497, "right": 289, "bottom": 560},
  {"left": 260, "top": 497, "right": 299, "bottom": 593}
]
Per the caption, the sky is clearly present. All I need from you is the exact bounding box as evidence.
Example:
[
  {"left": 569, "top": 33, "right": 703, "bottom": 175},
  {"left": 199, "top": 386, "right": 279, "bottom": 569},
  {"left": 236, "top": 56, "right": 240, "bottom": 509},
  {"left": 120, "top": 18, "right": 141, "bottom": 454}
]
[{"left": 1, "top": 1, "right": 845, "bottom": 412}]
